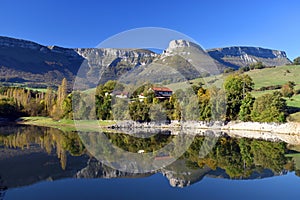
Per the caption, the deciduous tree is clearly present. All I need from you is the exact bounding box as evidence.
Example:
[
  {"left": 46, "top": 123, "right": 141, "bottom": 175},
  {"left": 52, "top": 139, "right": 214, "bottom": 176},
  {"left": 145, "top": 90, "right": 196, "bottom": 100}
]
[{"left": 224, "top": 73, "right": 254, "bottom": 120}]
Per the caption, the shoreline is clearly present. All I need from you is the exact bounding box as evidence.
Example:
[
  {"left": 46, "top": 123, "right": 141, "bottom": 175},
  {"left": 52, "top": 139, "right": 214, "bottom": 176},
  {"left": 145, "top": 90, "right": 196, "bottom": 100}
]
[
  {"left": 14, "top": 117, "right": 300, "bottom": 134},
  {"left": 109, "top": 120, "right": 300, "bottom": 135},
  {"left": 8, "top": 117, "right": 300, "bottom": 145}
]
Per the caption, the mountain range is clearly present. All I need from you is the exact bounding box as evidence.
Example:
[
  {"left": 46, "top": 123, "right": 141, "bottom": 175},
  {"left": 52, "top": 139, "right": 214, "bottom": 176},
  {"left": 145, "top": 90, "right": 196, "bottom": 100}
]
[{"left": 0, "top": 36, "right": 292, "bottom": 88}]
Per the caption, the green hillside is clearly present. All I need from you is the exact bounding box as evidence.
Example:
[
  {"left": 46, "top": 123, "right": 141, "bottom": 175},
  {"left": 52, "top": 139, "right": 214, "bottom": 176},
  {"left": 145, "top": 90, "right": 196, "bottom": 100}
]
[
  {"left": 245, "top": 65, "right": 300, "bottom": 121},
  {"left": 244, "top": 65, "right": 300, "bottom": 106},
  {"left": 245, "top": 65, "right": 300, "bottom": 90},
  {"left": 167, "top": 65, "right": 300, "bottom": 121}
]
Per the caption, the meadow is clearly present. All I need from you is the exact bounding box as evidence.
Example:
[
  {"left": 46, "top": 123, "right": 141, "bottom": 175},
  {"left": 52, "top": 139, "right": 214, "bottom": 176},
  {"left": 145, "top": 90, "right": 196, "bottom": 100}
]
[{"left": 167, "top": 65, "right": 300, "bottom": 121}]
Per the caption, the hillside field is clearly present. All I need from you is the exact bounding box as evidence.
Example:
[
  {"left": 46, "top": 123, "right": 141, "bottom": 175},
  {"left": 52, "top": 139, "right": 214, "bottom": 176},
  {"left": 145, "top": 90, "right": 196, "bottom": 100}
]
[{"left": 167, "top": 65, "right": 300, "bottom": 121}]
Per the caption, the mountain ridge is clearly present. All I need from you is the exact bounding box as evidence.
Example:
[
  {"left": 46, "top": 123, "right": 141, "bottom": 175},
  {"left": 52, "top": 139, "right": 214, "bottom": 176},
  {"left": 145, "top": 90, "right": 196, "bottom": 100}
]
[
  {"left": 0, "top": 36, "right": 292, "bottom": 88},
  {"left": 207, "top": 46, "right": 291, "bottom": 69}
]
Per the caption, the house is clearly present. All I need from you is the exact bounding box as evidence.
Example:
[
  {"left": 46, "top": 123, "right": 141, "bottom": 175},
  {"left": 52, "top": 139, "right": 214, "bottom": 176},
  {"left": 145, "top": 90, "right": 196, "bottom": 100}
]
[
  {"left": 150, "top": 87, "right": 173, "bottom": 99},
  {"left": 137, "top": 86, "right": 173, "bottom": 102},
  {"left": 111, "top": 91, "right": 129, "bottom": 99}
]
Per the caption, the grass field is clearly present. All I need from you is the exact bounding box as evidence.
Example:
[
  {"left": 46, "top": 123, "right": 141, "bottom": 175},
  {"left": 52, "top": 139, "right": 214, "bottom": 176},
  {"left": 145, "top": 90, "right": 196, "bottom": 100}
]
[
  {"left": 167, "top": 74, "right": 225, "bottom": 91},
  {"left": 0, "top": 82, "right": 49, "bottom": 93},
  {"left": 25, "top": 87, "right": 48, "bottom": 93},
  {"left": 167, "top": 65, "right": 300, "bottom": 121},
  {"left": 19, "top": 116, "right": 116, "bottom": 132},
  {"left": 245, "top": 65, "right": 300, "bottom": 119},
  {"left": 245, "top": 65, "right": 300, "bottom": 89},
  {"left": 167, "top": 65, "right": 300, "bottom": 91}
]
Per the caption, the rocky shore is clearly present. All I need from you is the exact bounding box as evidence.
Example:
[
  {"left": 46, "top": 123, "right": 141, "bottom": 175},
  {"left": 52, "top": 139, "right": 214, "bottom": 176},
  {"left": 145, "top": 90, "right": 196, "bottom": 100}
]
[
  {"left": 223, "top": 121, "right": 300, "bottom": 134},
  {"left": 109, "top": 120, "right": 300, "bottom": 134},
  {"left": 107, "top": 120, "right": 300, "bottom": 144}
]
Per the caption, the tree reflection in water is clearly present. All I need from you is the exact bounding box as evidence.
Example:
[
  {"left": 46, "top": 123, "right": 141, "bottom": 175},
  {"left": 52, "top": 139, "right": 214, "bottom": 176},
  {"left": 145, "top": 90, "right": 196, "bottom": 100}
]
[{"left": 0, "top": 124, "right": 300, "bottom": 189}]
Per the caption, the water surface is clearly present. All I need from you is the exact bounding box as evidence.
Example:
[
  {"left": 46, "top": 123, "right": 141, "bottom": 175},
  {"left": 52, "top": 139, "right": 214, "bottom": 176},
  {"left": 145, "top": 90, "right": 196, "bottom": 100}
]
[{"left": 1, "top": 124, "right": 300, "bottom": 200}]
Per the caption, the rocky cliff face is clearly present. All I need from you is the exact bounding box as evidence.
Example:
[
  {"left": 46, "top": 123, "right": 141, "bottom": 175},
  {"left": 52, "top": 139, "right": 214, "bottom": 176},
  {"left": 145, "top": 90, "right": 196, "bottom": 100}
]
[
  {"left": 207, "top": 46, "right": 292, "bottom": 68},
  {"left": 0, "top": 36, "right": 156, "bottom": 87},
  {"left": 164, "top": 40, "right": 206, "bottom": 53},
  {"left": 74, "top": 48, "right": 156, "bottom": 87},
  {"left": 161, "top": 39, "right": 226, "bottom": 75},
  {"left": 0, "top": 36, "right": 293, "bottom": 88},
  {"left": 118, "top": 39, "right": 227, "bottom": 85},
  {"left": 0, "top": 36, "right": 84, "bottom": 87}
]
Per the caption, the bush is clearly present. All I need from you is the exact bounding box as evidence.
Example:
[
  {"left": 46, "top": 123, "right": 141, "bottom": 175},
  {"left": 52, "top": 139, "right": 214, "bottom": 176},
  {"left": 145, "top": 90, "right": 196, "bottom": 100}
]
[
  {"left": 224, "top": 68, "right": 235, "bottom": 73},
  {"left": 251, "top": 92, "right": 287, "bottom": 123},
  {"left": 281, "top": 82, "right": 295, "bottom": 98},
  {"left": 249, "top": 62, "right": 265, "bottom": 70},
  {"left": 256, "top": 85, "right": 282, "bottom": 91},
  {"left": 293, "top": 57, "right": 300, "bottom": 65}
]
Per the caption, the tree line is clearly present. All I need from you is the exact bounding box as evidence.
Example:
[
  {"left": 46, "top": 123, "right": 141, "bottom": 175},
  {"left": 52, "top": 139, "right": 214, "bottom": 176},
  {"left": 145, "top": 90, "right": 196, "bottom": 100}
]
[
  {"left": 0, "top": 72, "right": 291, "bottom": 123},
  {"left": 0, "top": 78, "right": 68, "bottom": 120},
  {"left": 92, "top": 73, "right": 288, "bottom": 123}
]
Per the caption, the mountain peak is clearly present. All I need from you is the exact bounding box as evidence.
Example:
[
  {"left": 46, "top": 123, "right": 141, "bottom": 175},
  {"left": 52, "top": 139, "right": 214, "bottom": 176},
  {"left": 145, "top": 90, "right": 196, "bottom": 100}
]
[
  {"left": 167, "top": 40, "right": 202, "bottom": 50},
  {"left": 163, "top": 40, "right": 206, "bottom": 58}
]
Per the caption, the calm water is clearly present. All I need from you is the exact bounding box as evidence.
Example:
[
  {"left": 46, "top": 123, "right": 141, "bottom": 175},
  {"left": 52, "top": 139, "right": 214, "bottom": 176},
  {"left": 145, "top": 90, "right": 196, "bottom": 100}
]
[{"left": 1, "top": 124, "right": 300, "bottom": 200}]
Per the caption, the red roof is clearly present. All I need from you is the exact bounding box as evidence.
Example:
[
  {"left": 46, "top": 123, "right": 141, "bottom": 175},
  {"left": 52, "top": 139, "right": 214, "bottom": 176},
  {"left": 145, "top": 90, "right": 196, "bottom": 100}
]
[{"left": 151, "top": 87, "right": 172, "bottom": 92}]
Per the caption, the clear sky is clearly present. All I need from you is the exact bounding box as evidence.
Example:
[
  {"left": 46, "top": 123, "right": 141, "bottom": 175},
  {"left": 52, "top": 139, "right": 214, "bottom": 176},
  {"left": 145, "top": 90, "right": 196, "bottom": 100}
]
[{"left": 0, "top": 0, "right": 299, "bottom": 59}]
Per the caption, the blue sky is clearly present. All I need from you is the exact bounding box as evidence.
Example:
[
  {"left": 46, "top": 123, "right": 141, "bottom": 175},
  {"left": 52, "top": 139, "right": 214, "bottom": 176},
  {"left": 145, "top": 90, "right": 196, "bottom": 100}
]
[{"left": 0, "top": 0, "right": 299, "bottom": 59}]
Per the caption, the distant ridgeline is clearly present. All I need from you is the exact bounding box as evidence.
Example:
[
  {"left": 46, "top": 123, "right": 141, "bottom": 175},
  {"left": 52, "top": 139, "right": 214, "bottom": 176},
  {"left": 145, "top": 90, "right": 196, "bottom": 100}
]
[{"left": 0, "top": 36, "right": 292, "bottom": 88}]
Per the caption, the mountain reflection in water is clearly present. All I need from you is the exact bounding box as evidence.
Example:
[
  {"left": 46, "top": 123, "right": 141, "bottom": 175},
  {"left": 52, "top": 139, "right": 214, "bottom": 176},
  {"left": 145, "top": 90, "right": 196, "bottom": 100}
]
[{"left": 0, "top": 124, "right": 300, "bottom": 192}]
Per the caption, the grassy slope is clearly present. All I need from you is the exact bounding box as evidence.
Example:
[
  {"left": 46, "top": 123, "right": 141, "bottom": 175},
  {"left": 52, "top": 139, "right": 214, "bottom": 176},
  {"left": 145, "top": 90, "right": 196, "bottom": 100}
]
[
  {"left": 245, "top": 65, "right": 300, "bottom": 121},
  {"left": 245, "top": 65, "right": 300, "bottom": 89},
  {"left": 168, "top": 65, "right": 300, "bottom": 93},
  {"left": 167, "top": 74, "right": 225, "bottom": 91},
  {"left": 167, "top": 65, "right": 300, "bottom": 121},
  {"left": 245, "top": 65, "right": 300, "bottom": 104}
]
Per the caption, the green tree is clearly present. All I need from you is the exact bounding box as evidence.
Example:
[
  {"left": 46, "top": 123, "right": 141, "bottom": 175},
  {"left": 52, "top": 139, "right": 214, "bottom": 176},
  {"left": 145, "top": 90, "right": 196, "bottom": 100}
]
[
  {"left": 224, "top": 73, "right": 254, "bottom": 120},
  {"left": 210, "top": 87, "right": 226, "bottom": 121},
  {"left": 24, "top": 99, "right": 44, "bottom": 116},
  {"left": 95, "top": 81, "right": 118, "bottom": 120},
  {"left": 112, "top": 98, "right": 130, "bottom": 120},
  {"left": 238, "top": 93, "right": 254, "bottom": 121},
  {"left": 62, "top": 94, "right": 73, "bottom": 119},
  {"left": 169, "top": 94, "right": 181, "bottom": 120},
  {"left": 293, "top": 57, "right": 300, "bottom": 65},
  {"left": 149, "top": 103, "right": 166, "bottom": 122},
  {"left": 96, "top": 94, "right": 112, "bottom": 120},
  {"left": 251, "top": 92, "right": 287, "bottom": 122},
  {"left": 129, "top": 101, "right": 150, "bottom": 122},
  {"left": 104, "top": 80, "right": 117, "bottom": 92},
  {"left": 197, "top": 87, "right": 211, "bottom": 121}
]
